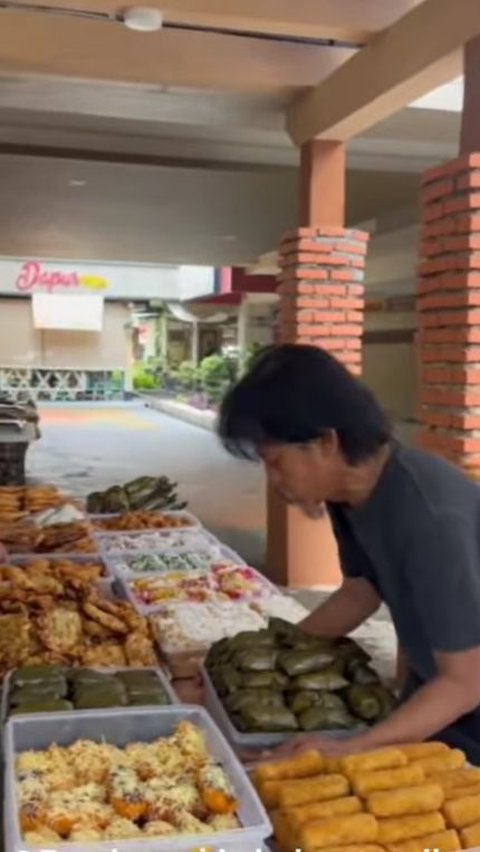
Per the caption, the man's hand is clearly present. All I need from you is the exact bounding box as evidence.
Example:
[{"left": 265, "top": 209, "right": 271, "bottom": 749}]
[
  {"left": 266, "top": 733, "right": 367, "bottom": 760},
  {"left": 300, "top": 577, "right": 380, "bottom": 639},
  {"left": 342, "top": 646, "right": 480, "bottom": 753}
]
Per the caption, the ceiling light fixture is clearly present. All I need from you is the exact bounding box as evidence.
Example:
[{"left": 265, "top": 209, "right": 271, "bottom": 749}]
[
  {"left": 68, "top": 179, "right": 86, "bottom": 187},
  {"left": 121, "top": 6, "right": 163, "bottom": 32}
]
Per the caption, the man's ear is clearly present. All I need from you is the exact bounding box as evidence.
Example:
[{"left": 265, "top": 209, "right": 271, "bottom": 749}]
[{"left": 318, "top": 429, "right": 339, "bottom": 459}]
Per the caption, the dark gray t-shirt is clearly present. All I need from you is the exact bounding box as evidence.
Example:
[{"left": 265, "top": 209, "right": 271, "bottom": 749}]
[{"left": 327, "top": 443, "right": 480, "bottom": 683}]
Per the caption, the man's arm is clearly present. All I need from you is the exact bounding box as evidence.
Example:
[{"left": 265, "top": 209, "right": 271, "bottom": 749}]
[
  {"left": 396, "top": 643, "right": 409, "bottom": 691},
  {"left": 300, "top": 577, "right": 381, "bottom": 638},
  {"left": 353, "top": 645, "right": 480, "bottom": 750}
]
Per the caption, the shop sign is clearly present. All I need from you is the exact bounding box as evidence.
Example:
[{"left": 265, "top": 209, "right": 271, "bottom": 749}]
[{"left": 15, "top": 261, "right": 108, "bottom": 293}]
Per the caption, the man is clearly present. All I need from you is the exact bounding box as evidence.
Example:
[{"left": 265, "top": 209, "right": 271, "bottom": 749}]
[{"left": 219, "top": 343, "right": 480, "bottom": 761}]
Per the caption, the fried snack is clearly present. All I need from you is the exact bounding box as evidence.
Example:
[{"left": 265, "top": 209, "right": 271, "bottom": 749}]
[
  {"left": 352, "top": 764, "right": 425, "bottom": 798},
  {"left": 434, "top": 767, "right": 480, "bottom": 790},
  {"left": 367, "top": 784, "right": 444, "bottom": 818},
  {"left": 286, "top": 795, "right": 362, "bottom": 830},
  {"left": 0, "top": 560, "right": 156, "bottom": 673},
  {"left": 0, "top": 613, "right": 30, "bottom": 666},
  {"left": 38, "top": 608, "right": 83, "bottom": 653},
  {"left": 323, "top": 757, "right": 343, "bottom": 774},
  {"left": 386, "top": 828, "right": 460, "bottom": 852},
  {"left": 278, "top": 774, "right": 350, "bottom": 809},
  {"left": 398, "top": 742, "right": 449, "bottom": 761},
  {"left": 299, "top": 812, "right": 378, "bottom": 852},
  {"left": 342, "top": 748, "right": 408, "bottom": 777},
  {"left": 460, "top": 819, "right": 480, "bottom": 847},
  {"left": 255, "top": 779, "right": 282, "bottom": 808},
  {"left": 310, "top": 848, "right": 384, "bottom": 852},
  {"left": 442, "top": 791, "right": 480, "bottom": 828},
  {"left": 81, "top": 644, "right": 127, "bottom": 667},
  {"left": 377, "top": 812, "right": 445, "bottom": 844},
  {"left": 271, "top": 809, "right": 293, "bottom": 850},
  {"left": 124, "top": 631, "right": 157, "bottom": 667},
  {"left": 82, "top": 601, "right": 128, "bottom": 635},
  {"left": 445, "top": 782, "right": 480, "bottom": 800},
  {"left": 410, "top": 749, "right": 465, "bottom": 777},
  {"left": 254, "top": 749, "right": 323, "bottom": 783},
  {"left": 94, "top": 511, "right": 192, "bottom": 531}
]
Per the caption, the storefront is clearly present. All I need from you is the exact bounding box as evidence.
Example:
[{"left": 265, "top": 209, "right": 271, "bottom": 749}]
[{"left": 0, "top": 257, "right": 214, "bottom": 400}]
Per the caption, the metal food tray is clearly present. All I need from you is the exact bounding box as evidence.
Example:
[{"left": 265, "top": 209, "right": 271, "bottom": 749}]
[
  {"left": 120, "top": 563, "right": 276, "bottom": 616},
  {"left": 8, "top": 551, "right": 114, "bottom": 579},
  {"left": 1, "top": 664, "right": 178, "bottom": 727},
  {"left": 91, "top": 509, "right": 201, "bottom": 534},
  {"left": 4, "top": 705, "right": 272, "bottom": 852},
  {"left": 201, "top": 663, "right": 360, "bottom": 751}
]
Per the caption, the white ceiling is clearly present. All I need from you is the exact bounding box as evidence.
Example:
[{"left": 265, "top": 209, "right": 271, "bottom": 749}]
[{"left": 0, "top": 71, "right": 461, "bottom": 266}]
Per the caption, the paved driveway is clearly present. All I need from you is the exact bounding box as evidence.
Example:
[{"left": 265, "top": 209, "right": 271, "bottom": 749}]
[{"left": 28, "top": 402, "right": 266, "bottom": 568}]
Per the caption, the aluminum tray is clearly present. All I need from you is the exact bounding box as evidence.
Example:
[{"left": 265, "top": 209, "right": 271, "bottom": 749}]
[
  {"left": 4, "top": 705, "right": 272, "bottom": 852},
  {"left": 201, "top": 663, "right": 361, "bottom": 751},
  {"left": 1, "top": 664, "right": 178, "bottom": 726}
]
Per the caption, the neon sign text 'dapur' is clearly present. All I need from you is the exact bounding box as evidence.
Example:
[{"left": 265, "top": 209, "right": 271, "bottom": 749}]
[{"left": 15, "top": 261, "right": 108, "bottom": 293}]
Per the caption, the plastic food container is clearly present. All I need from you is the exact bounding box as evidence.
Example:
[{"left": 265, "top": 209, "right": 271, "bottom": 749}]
[
  {"left": 4, "top": 705, "right": 272, "bottom": 852},
  {"left": 1, "top": 665, "right": 178, "bottom": 725},
  {"left": 107, "top": 542, "right": 246, "bottom": 579},
  {"left": 121, "top": 564, "right": 276, "bottom": 615},
  {"left": 201, "top": 664, "right": 360, "bottom": 751},
  {"left": 95, "top": 526, "right": 225, "bottom": 557},
  {"left": 90, "top": 509, "right": 201, "bottom": 533},
  {"left": 151, "top": 600, "right": 266, "bottom": 650},
  {"left": 161, "top": 645, "right": 209, "bottom": 679}
]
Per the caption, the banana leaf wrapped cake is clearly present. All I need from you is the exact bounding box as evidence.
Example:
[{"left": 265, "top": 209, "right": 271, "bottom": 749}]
[{"left": 205, "top": 618, "right": 396, "bottom": 734}]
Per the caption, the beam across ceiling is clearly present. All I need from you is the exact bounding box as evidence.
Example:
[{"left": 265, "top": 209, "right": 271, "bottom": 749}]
[
  {"left": 0, "top": 10, "right": 353, "bottom": 94},
  {"left": 287, "top": 0, "right": 477, "bottom": 146},
  {"left": 10, "top": 0, "right": 422, "bottom": 43}
]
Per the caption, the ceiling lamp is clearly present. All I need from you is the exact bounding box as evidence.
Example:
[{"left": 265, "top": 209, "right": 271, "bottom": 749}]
[{"left": 121, "top": 6, "right": 163, "bottom": 32}]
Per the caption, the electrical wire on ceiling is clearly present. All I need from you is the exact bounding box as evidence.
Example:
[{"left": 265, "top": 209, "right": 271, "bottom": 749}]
[
  {"left": 0, "top": 1, "right": 112, "bottom": 21},
  {"left": 0, "top": 1, "right": 364, "bottom": 48}
]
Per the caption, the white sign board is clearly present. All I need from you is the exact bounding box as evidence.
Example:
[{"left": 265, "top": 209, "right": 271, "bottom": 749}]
[
  {"left": 0, "top": 258, "right": 215, "bottom": 301},
  {"left": 32, "top": 294, "right": 104, "bottom": 331}
]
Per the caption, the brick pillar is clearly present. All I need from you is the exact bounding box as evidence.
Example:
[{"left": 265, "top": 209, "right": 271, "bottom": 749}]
[
  {"left": 277, "top": 225, "right": 368, "bottom": 369},
  {"left": 266, "top": 140, "right": 370, "bottom": 589},
  {"left": 417, "top": 153, "right": 480, "bottom": 478}
]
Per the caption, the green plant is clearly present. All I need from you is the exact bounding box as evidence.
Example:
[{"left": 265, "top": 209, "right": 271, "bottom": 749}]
[
  {"left": 199, "top": 354, "right": 238, "bottom": 405},
  {"left": 199, "top": 354, "right": 232, "bottom": 385},
  {"left": 110, "top": 369, "right": 125, "bottom": 389},
  {"left": 132, "top": 365, "right": 158, "bottom": 390},
  {"left": 176, "top": 360, "right": 200, "bottom": 390},
  {"left": 243, "top": 343, "right": 264, "bottom": 374}
]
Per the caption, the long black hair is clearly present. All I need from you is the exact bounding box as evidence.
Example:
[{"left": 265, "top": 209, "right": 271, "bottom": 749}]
[{"left": 219, "top": 344, "right": 391, "bottom": 464}]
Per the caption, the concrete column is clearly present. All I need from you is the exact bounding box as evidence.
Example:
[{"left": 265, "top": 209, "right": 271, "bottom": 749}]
[
  {"left": 158, "top": 311, "right": 168, "bottom": 364},
  {"left": 237, "top": 295, "right": 249, "bottom": 355},
  {"left": 191, "top": 320, "right": 200, "bottom": 366},
  {"left": 266, "top": 140, "right": 369, "bottom": 588},
  {"left": 417, "top": 36, "right": 480, "bottom": 480}
]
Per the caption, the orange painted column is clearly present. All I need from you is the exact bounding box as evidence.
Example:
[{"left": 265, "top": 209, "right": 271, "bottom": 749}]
[
  {"left": 417, "top": 37, "right": 480, "bottom": 479},
  {"left": 266, "top": 140, "right": 369, "bottom": 588}
]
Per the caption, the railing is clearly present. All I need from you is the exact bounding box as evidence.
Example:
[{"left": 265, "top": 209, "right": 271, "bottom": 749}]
[{"left": 0, "top": 367, "right": 125, "bottom": 402}]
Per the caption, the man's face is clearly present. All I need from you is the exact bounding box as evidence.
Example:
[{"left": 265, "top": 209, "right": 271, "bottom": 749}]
[{"left": 259, "top": 438, "right": 341, "bottom": 513}]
